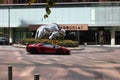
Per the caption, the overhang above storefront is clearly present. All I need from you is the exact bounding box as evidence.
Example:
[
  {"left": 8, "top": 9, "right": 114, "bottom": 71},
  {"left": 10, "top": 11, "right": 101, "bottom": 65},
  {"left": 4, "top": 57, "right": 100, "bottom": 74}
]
[
  {"left": 28, "top": 25, "right": 42, "bottom": 31},
  {"left": 89, "top": 24, "right": 120, "bottom": 27},
  {"left": 29, "top": 24, "right": 88, "bottom": 31}
]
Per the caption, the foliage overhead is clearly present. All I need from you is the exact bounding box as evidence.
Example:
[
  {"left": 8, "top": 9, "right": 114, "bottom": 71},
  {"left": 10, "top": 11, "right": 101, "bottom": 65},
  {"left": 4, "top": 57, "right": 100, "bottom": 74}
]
[
  {"left": 0, "top": 0, "right": 55, "bottom": 18},
  {"left": 0, "top": 0, "right": 3, "bottom": 4},
  {"left": 29, "top": 0, "right": 55, "bottom": 19}
]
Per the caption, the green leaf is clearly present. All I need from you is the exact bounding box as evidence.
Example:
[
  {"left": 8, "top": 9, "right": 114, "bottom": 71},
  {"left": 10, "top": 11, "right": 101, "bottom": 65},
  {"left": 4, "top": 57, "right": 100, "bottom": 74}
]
[
  {"left": 31, "top": 0, "right": 36, "bottom": 3},
  {"left": 28, "top": 0, "right": 36, "bottom": 5},
  {"left": 44, "top": 14, "right": 48, "bottom": 19},
  {"left": 47, "top": 0, "right": 55, "bottom": 8},
  {"left": 46, "top": 7, "right": 51, "bottom": 15},
  {"left": 0, "top": 0, "right": 3, "bottom": 3}
]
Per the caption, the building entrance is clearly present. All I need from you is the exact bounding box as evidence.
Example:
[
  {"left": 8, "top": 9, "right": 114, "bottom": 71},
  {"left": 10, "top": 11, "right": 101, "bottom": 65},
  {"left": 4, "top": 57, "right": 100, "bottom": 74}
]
[
  {"left": 115, "top": 31, "right": 120, "bottom": 44},
  {"left": 79, "top": 29, "right": 111, "bottom": 45}
]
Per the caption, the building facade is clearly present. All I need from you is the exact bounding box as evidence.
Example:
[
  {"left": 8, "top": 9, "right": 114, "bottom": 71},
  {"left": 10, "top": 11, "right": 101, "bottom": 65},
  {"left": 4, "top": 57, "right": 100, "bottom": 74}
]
[
  {"left": 0, "top": 0, "right": 120, "bottom": 45},
  {"left": 2, "top": 0, "right": 120, "bottom": 4}
]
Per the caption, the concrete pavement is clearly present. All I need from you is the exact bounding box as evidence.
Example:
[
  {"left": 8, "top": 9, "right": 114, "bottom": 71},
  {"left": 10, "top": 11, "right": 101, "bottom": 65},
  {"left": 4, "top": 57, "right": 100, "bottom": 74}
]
[{"left": 1, "top": 45, "right": 120, "bottom": 80}]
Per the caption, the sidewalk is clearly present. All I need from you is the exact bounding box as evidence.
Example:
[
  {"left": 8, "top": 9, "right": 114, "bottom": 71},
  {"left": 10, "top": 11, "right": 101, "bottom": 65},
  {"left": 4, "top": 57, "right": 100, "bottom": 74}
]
[
  {"left": 86, "top": 45, "right": 120, "bottom": 48},
  {"left": 6, "top": 44, "right": 120, "bottom": 80}
]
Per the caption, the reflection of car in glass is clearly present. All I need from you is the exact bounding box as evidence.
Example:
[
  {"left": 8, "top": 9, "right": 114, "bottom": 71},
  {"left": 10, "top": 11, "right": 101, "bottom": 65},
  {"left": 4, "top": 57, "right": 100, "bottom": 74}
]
[
  {"left": 26, "top": 43, "right": 70, "bottom": 55},
  {"left": 0, "top": 37, "right": 9, "bottom": 45}
]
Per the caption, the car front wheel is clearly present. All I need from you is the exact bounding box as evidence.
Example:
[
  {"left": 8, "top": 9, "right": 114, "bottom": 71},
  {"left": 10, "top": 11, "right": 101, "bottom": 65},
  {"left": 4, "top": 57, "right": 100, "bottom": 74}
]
[
  {"left": 57, "top": 49, "right": 63, "bottom": 54},
  {"left": 30, "top": 48, "right": 37, "bottom": 54}
]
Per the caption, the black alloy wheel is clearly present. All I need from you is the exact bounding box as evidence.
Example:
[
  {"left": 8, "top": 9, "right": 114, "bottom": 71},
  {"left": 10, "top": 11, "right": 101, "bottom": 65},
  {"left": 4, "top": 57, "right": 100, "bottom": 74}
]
[
  {"left": 57, "top": 49, "right": 64, "bottom": 54},
  {"left": 30, "top": 48, "right": 37, "bottom": 54}
]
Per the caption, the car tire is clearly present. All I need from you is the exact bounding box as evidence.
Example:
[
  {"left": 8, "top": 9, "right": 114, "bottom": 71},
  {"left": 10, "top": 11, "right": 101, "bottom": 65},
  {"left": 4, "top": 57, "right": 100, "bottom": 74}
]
[
  {"left": 57, "top": 49, "right": 63, "bottom": 54},
  {"left": 30, "top": 48, "right": 37, "bottom": 54}
]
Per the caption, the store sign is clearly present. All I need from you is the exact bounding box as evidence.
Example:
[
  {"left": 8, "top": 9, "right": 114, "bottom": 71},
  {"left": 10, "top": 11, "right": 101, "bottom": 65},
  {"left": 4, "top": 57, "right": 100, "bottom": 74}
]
[
  {"left": 60, "top": 24, "right": 88, "bottom": 31},
  {"left": 29, "top": 24, "right": 88, "bottom": 31}
]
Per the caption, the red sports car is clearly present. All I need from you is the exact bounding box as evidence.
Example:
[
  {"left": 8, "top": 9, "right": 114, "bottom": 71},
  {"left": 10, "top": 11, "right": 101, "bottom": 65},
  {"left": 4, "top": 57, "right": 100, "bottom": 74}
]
[{"left": 26, "top": 43, "right": 70, "bottom": 55}]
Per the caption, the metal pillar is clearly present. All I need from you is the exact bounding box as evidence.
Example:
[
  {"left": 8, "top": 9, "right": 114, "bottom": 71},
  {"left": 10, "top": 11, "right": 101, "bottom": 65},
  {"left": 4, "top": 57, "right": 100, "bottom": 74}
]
[{"left": 8, "top": 6, "right": 12, "bottom": 44}]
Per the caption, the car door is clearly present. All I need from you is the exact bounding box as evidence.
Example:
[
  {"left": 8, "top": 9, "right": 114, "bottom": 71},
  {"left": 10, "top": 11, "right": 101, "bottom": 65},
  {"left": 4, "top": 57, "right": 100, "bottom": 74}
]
[{"left": 42, "top": 44, "right": 56, "bottom": 53}]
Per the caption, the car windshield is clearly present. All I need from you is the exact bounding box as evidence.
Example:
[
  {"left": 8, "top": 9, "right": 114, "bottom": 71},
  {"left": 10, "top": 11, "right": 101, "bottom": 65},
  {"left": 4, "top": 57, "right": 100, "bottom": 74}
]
[{"left": 54, "top": 45, "right": 60, "bottom": 48}]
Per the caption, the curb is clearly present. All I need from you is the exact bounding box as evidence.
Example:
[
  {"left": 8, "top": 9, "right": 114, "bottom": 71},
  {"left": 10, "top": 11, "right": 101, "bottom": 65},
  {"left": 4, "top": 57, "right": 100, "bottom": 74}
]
[
  {"left": 13, "top": 44, "right": 26, "bottom": 48},
  {"left": 66, "top": 47, "right": 85, "bottom": 50}
]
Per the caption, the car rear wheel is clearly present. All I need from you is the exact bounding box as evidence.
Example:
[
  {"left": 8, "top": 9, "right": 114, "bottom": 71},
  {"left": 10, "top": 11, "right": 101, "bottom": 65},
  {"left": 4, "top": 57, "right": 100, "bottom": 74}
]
[
  {"left": 57, "top": 49, "right": 63, "bottom": 54},
  {"left": 65, "top": 51, "right": 70, "bottom": 55}
]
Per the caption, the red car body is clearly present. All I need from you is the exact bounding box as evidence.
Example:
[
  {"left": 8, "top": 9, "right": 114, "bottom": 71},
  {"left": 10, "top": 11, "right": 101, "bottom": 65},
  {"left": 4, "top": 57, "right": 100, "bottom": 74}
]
[{"left": 26, "top": 43, "right": 70, "bottom": 55}]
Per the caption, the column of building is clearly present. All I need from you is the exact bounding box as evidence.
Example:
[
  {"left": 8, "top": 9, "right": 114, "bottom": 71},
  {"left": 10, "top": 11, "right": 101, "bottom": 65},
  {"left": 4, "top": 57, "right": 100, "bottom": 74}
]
[{"left": 110, "top": 27, "right": 116, "bottom": 45}]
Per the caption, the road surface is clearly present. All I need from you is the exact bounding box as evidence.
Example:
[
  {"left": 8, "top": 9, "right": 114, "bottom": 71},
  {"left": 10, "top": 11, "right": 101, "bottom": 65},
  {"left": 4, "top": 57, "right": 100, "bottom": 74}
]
[{"left": 0, "top": 45, "right": 120, "bottom": 80}]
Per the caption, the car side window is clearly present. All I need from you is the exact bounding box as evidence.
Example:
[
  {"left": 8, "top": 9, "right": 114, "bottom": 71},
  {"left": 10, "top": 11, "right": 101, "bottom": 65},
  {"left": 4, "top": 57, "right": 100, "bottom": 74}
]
[{"left": 43, "top": 44, "right": 54, "bottom": 48}]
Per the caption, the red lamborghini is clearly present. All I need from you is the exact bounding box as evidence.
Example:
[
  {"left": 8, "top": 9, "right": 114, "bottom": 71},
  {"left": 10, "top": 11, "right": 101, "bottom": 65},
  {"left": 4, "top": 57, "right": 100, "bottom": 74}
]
[{"left": 26, "top": 43, "right": 70, "bottom": 55}]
